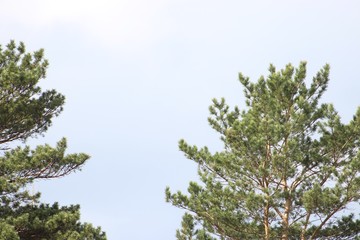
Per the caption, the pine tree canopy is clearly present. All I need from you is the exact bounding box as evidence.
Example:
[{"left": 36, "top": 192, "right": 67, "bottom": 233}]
[
  {"left": 166, "top": 62, "right": 360, "bottom": 240},
  {"left": 0, "top": 41, "right": 106, "bottom": 239}
]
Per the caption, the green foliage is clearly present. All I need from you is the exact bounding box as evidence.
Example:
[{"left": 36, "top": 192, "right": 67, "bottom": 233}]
[
  {"left": 166, "top": 62, "right": 360, "bottom": 239},
  {"left": 307, "top": 213, "right": 360, "bottom": 239},
  {"left": 175, "top": 213, "right": 217, "bottom": 240},
  {"left": 0, "top": 203, "right": 106, "bottom": 240},
  {"left": 0, "top": 41, "right": 64, "bottom": 143},
  {"left": 0, "top": 41, "right": 106, "bottom": 239}
]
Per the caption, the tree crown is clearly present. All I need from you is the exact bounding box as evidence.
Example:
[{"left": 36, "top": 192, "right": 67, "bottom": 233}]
[{"left": 167, "top": 62, "right": 360, "bottom": 240}]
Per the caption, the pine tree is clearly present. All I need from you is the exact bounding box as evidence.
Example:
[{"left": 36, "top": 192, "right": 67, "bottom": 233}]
[
  {"left": 0, "top": 41, "right": 106, "bottom": 239},
  {"left": 166, "top": 62, "right": 360, "bottom": 240}
]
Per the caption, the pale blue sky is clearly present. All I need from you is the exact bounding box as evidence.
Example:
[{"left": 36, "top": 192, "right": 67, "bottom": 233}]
[{"left": 1, "top": 0, "right": 360, "bottom": 239}]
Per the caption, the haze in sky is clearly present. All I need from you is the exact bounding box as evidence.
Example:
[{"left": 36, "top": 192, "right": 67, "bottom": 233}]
[{"left": 1, "top": 0, "right": 360, "bottom": 239}]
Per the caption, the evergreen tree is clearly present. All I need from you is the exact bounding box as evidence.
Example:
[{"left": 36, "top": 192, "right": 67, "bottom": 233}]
[
  {"left": 166, "top": 62, "right": 360, "bottom": 240},
  {"left": 0, "top": 41, "right": 106, "bottom": 239}
]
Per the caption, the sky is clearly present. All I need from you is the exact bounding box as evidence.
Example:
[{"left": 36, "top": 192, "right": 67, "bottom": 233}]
[{"left": 1, "top": 0, "right": 360, "bottom": 239}]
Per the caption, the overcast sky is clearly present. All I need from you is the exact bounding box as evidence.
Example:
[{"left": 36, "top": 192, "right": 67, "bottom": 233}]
[{"left": 1, "top": 0, "right": 360, "bottom": 239}]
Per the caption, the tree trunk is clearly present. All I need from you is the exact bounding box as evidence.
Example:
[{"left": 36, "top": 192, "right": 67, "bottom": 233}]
[
  {"left": 264, "top": 203, "right": 270, "bottom": 240},
  {"left": 300, "top": 212, "right": 311, "bottom": 240},
  {"left": 281, "top": 198, "right": 291, "bottom": 240}
]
